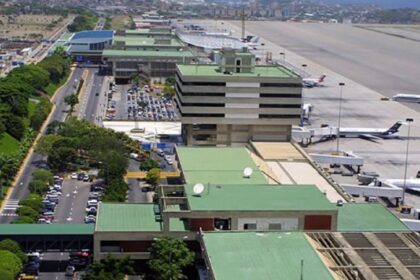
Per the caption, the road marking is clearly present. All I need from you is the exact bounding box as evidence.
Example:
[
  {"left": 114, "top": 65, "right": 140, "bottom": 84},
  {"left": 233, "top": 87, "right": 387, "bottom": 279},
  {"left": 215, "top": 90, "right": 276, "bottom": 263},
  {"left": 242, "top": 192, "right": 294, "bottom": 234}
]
[
  {"left": 66, "top": 194, "right": 70, "bottom": 197},
  {"left": 66, "top": 217, "right": 73, "bottom": 221},
  {"left": 1, "top": 199, "right": 20, "bottom": 213},
  {"left": 0, "top": 213, "right": 18, "bottom": 217}
]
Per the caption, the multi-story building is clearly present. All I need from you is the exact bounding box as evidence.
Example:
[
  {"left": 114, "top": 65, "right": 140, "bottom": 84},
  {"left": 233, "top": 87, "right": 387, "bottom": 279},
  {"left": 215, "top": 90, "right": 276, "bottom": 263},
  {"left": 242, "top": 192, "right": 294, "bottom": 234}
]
[
  {"left": 102, "top": 28, "right": 194, "bottom": 82},
  {"left": 175, "top": 48, "right": 302, "bottom": 146}
]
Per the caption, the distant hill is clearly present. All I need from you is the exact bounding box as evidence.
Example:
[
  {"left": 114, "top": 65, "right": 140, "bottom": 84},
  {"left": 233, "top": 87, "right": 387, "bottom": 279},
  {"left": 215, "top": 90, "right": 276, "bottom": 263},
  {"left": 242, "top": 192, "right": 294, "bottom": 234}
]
[{"left": 314, "top": 0, "right": 420, "bottom": 9}]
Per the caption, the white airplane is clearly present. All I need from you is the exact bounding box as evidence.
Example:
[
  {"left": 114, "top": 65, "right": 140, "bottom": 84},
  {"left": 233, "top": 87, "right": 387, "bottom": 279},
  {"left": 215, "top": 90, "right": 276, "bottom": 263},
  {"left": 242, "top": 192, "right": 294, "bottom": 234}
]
[
  {"left": 392, "top": 93, "right": 420, "bottom": 104},
  {"left": 302, "top": 74, "right": 326, "bottom": 88},
  {"left": 384, "top": 179, "right": 420, "bottom": 192},
  {"left": 242, "top": 35, "right": 260, "bottom": 49},
  {"left": 338, "top": 121, "right": 403, "bottom": 140}
]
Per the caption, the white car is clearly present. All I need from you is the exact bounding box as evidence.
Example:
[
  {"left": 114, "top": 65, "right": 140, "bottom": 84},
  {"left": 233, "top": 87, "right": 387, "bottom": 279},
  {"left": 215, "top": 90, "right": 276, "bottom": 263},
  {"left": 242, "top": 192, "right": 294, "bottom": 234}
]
[
  {"left": 71, "top": 173, "right": 78, "bottom": 179},
  {"left": 87, "top": 200, "right": 98, "bottom": 207}
]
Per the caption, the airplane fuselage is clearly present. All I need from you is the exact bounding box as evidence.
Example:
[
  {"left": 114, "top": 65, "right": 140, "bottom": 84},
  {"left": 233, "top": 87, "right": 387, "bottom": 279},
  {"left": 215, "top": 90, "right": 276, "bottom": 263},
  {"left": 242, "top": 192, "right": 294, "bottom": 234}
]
[
  {"left": 338, "top": 128, "right": 388, "bottom": 138},
  {"left": 393, "top": 94, "right": 420, "bottom": 104}
]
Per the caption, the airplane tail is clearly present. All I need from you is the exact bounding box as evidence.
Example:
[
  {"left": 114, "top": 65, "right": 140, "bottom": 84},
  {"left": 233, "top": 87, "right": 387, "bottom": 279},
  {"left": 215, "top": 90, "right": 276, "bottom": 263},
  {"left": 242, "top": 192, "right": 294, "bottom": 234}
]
[
  {"left": 385, "top": 121, "right": 403, "bottom": 135},
  {"left": 250, "top": 36, "right": 260, "bottom": 43},
  {"left": 318, "top": 74, "right": 326, "bottom": 83}
]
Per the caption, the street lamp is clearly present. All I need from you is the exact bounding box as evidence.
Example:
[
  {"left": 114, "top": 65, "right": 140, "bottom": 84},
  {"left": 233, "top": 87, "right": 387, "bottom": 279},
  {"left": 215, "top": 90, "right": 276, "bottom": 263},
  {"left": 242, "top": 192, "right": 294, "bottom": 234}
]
[
  {"left": 279, "top": 52, "right": 285, "bottom": 63},
  {"left": 402, "top": 118, "right": 414, "bottom": 205},
  {"left": 336, "top": 82, "right": 346, "bottom": 154}
]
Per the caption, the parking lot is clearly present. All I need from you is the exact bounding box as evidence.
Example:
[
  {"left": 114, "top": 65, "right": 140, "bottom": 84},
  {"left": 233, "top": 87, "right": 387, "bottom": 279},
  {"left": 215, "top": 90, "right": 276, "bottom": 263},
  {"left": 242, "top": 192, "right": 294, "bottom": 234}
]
[{"left": 105, "top": 83, "right": 179, "bottom": 121}]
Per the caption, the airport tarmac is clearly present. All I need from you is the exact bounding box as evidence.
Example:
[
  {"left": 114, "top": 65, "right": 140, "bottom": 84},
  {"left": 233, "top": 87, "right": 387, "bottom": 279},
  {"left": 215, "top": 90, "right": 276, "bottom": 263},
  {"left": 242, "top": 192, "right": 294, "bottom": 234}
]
[
  {"left": 218, "top": 20, "right": 420, "bottom": 209},
  {"left": 228, "top": 21, "right": 420, "bottom": 112}
]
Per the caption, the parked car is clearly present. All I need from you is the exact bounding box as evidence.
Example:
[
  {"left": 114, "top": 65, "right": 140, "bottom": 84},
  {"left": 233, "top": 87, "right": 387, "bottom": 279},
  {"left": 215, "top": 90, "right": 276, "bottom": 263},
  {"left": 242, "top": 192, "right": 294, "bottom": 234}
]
[
  {"left": 65, "top": 265, "right": 75, "bottom": 277},
  {"left": 87, "top": 200, "right": 98, "bottom": 207},
  {"left": 77, "top": 173, "right": 85, "bottom": 180},
  {"left": 38, "top": 218, "right": 52, "bottom": 224},
  {"left": 84, "top": 215, "right": 96, "bottom": 224},
  {"left": 85, "top": 207, "right": 97, "bottom": 214},
  {"left": 83, "top": 174, "right": 90, "bottom": 182},
  {"left": 71, "top": 173, "right": 78, "bottom": 179}
]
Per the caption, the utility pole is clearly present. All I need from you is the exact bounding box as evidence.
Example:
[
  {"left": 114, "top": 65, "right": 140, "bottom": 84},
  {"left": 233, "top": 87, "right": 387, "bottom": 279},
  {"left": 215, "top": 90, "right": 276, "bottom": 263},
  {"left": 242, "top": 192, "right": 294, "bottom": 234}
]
[{"left": 241, "top": 8, "right": 246, "bottom": 40}]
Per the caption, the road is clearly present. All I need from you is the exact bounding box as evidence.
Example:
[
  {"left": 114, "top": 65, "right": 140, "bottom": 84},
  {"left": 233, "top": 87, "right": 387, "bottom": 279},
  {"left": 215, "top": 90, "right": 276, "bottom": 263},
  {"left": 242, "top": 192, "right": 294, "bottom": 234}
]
[
  {"left": 53, "top": 179, "right": 90, "bottom": 224},
  {"left": 0, "top": 67, "right": 84, "bottom": 223}
]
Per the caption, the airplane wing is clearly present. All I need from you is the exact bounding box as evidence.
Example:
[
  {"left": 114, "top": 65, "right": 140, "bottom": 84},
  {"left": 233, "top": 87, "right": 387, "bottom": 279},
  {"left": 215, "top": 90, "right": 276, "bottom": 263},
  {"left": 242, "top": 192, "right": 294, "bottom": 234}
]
[
  {"left": 407, "top": 186, "right": 420, "bottom": 193},
  {"left": 359, "top": 134, "right": 383, "bottom": 142}
]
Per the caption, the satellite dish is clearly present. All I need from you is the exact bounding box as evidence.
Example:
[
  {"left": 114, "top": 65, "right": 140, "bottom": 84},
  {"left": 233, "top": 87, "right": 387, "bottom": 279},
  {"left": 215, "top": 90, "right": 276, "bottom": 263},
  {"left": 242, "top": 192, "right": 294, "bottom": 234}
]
[
  {"left": 193, "top": 183, "right": 205, "bottom": 196},
  {"left": 243, "top": 167, "right": 253, "bottom": 178}
]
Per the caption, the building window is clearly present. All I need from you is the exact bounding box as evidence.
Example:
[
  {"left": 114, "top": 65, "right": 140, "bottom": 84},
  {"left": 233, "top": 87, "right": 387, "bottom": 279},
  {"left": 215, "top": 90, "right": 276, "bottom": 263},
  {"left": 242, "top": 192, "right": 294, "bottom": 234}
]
[
  {"left": 214, "top": 218, "right": 231, "bottom": 230},
  {"left": 260, "top": 104, "right": 301, "bottom": 108},
  {"left": 235, "top": 58, "right": 241, "bottom": 73},
  {"left": 183, "top": 113, "right": 224, "bottom": 117},
  {"left": 260, "top": 83, "right": 302, "bottom": 88},
  {"left": 260, "top": 94, "right": 302, "bottom": 98},
  {"left": 268, "top": 223, "right": 282, "bottom": 230},
  {"left": 243, "top": 223, "right": 257, "bottom": 230},
  {"left": 259, "top": 114, "right": 301, "bottom": 119}
]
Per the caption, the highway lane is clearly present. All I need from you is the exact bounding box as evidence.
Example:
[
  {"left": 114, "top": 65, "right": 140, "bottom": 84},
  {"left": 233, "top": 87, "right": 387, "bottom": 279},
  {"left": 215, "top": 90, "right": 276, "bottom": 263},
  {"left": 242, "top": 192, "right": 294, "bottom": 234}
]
[
  {"left": 0, "top": 68, "right": 84, "bottom": 223},
  {"left": 84, "top": 73, "right": 105, "bottom": 124}
]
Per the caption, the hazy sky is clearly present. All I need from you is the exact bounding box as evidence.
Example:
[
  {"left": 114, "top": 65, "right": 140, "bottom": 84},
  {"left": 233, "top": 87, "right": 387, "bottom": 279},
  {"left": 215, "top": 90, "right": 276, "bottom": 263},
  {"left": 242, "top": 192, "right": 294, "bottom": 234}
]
[{"left": 315, "top": 0, "right": 420, "bottom": 9}]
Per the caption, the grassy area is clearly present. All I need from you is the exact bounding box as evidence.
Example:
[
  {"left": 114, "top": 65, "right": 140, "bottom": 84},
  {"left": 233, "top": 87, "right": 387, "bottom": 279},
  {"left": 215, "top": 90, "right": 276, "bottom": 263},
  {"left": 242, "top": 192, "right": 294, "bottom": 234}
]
[
  {"left": 44, "top": 71, "right": 70, "bottom": 97},
  {"left": 0, "top": 132, "right": 20, "bottom": 155},
  {"left": 111, "top": 15, "right": 133, "bottom": 30}
]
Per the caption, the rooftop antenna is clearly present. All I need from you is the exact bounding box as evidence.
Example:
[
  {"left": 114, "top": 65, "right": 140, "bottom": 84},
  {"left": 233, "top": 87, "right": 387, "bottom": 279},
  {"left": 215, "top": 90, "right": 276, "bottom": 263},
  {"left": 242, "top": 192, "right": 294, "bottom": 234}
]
[
  {"left": 243, "top": 167, "right": 253, "bottom": 178},
  {"left": 192, "top": 183, "right": 205, "bottom": 196}
]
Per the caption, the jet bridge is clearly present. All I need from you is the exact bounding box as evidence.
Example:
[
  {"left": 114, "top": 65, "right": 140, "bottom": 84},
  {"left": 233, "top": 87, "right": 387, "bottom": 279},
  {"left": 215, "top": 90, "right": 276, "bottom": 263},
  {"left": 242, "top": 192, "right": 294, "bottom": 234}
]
[{"left": 309, "top": 151, "right": 364, "bottom": 173}]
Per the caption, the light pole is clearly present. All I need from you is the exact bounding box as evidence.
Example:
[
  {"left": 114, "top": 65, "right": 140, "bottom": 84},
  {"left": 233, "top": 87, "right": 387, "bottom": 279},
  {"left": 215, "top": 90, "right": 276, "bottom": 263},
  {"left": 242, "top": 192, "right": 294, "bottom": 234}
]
[
  {"left": 336, "top": 82, "right": 345, "bottom": 154},
  {"left": 402, "top": 118, "right": 414, "bottom": 205},
  {"left": 301, "top": 64, "right": 307, "bottom": 78},
  {"left": 279, "top": 52, "right": 285, "bottom": 63}
]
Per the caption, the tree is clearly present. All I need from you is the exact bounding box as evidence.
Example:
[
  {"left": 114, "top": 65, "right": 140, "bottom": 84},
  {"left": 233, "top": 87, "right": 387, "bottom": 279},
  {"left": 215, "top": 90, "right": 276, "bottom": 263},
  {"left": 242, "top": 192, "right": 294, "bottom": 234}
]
[
  {"left": 99, "top": 151, "right": 128, "bottom": 183},
  {"left": 19, "top": 194, "right": 43, "bottom": 212},
  {"left": 32, "top": 169, "right": 53, "bottom": 185},
  {"left": 0, "top": 239, "right": 27, "bottom": 263},
  {"left": 145, "top": 168, "right": 160, "bottom": 186},
  {"left": 30, "top": 97, "right": 52, "bottom": 131},
  {"left": 5, "top": 114, "right": 25, "bottom": 140},
  {"left": 28, "top": 179, "right": 49, "bottom": 194},
  {"left": 165, "top": 77, "right": 176, "bottom": 86},
  {"left": 35, "top": 134, "right": 63, "bottom": 156},
  {"left": 16, "top": 206, "right": 39, "bottom": 221},
  {"left": 148, "top": 237, "right": 194, "bottom": 280},
  {"left": 9, "top": 64, "right": 50, "bottom": 91},
  {"left": 0, "top": 268, "right": 13, "bottom": 280},
  {"left": 11, "top": 216, "right": 36, "bottom": 224},
  {"left": 0, "top": 250, "right": 23, "bottom": 276},
  {"left": 162, "top": 85, "right": 175, "bottom": 98},
  {"left": 47, "top": 146, "right": 78, "bottom": 171},
  {"left": 64, "top": 94, "right": 79, "bottom": 112},
  {"left": 83, "top": 255, "right": 134, "bottom": 280},
  {"left": 102, "top": 179, "right": 129, "bottom": 202},
  {"left": 140, "top": 158, "right": 159, "bottom": 171}
]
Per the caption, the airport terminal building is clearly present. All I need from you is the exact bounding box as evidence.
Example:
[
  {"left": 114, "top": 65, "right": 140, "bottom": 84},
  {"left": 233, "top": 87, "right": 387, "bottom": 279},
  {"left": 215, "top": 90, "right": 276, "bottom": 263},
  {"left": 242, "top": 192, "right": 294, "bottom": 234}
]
[{"left": 175, "top": 49, "right": 302, "bottom": 146}]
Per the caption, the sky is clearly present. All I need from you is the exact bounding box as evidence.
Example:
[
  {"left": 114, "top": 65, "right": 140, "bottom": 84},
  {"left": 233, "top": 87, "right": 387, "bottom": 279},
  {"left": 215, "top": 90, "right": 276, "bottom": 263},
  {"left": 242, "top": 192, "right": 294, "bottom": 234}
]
[{"left": 315, "top": 0, "right": 420, "bottom": 9}]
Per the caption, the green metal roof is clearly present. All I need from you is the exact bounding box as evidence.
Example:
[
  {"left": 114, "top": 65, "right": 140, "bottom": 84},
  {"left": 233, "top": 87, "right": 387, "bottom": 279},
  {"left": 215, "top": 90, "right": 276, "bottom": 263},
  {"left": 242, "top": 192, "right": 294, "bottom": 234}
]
[
  {"left": 113, "top": 36, "right": 182, "bottom": 47},
  {"left": 177, "top": 64, "right": 299, "bottom": 78},
  {"left": 0, "top": 224, "right": 94, "bottom": 235},
  {"left": 177, "top": 147, "right": 267, "bottom": 185},
  {"left": 203, "top": 232, "right": 334, "bottom": 280},
  {"left": 337, "top": 203, "right": 410, "bottom": 232},
  {"left": 96, "top": 203, "right": 162, "bottom": 232},
  {"left": 102, "top": 49, "right": 194, "bottom": 58},
  {"left": 185, "top": 184, "right": 336, "bottom": 212}
]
